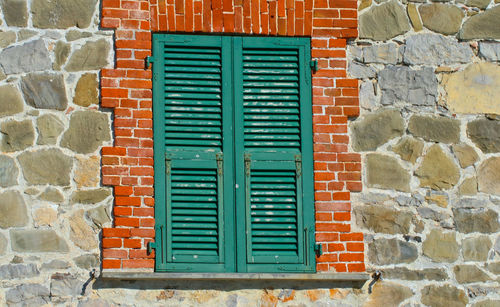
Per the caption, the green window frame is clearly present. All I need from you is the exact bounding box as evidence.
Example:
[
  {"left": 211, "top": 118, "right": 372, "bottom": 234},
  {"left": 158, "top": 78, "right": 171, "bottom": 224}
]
[{"left": 152, "top": 34, "right": 315, "bottom": 273}]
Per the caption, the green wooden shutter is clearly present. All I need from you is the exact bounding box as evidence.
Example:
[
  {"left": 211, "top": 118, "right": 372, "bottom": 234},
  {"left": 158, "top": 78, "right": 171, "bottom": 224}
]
[
  {"left": 234, "top": 37, "right": 315, "bottom": 272},
  {"left": 153, "top": 35, "right": 235, "bottom": 272}
]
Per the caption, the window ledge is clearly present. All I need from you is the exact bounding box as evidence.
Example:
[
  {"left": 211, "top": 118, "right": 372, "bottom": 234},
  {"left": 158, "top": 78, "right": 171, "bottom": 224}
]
[{"left": 101, "top": 271, "right": 370, "bottom": 282}]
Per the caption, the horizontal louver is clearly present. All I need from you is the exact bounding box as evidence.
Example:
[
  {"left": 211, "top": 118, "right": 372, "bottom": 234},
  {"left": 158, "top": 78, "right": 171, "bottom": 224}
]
[
  {"left": 242, "top": 49, "right": 301, "bottom": 152},
  {"left": 169, "top": 163, "right": 221, "bottom": 261},
  {"left": 250, "top": 169, "right": 298, "bottom": 258},
  {"left": 164, "top": 46, "right": 223, "bottom": 152}
]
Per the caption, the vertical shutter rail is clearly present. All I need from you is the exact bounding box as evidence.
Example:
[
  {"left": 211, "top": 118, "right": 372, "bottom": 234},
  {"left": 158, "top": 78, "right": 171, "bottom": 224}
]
[
  {"left": 216, "top": 153, "right": 225, "bottom": 263},
  {"left": 244, "top": 153, "right": 253, "bottom": 262}
]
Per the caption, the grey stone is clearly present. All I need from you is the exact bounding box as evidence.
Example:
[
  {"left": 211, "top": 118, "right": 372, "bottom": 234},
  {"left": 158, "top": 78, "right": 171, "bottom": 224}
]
[
  {"left": 459, "top": 177, "right": 477, "bottom": 196},
  {"left": 69, "top": 210, "right": 98, "bottom": 251},
  {"left": 50, "top": 273, "right": 85, "bottom": 296},
  {"left": 423, "top": 229, "right": 459, "bottom": 262},
  {"left": 454, "top": 265, "right": 491, "bottom": 283},
  {"left": 473, "top": 300, "right": 500, "bottom": 307},
  {"left": 351, "top": 109, "right": 404, "bottom": 151},
  {"left": 362, "top": 43, "right": 400, "bottom": 64},
  {"left": 74, "top": 254, "right": 99, "bottom": 269},
  {"left": 0, "top": 85, "right": 24, "bottom": 117},
  {"left": 392, "top": 136, "right": 424, "bottom": 164},
  {"left": 368, "top": 238, "right": 418, "bottom": 265},
  {"left": 421, "top": 285, "right": 468, "bottom": 307},
  {"left": 36, "top": 114, "right": 65, "bottom": 145},
  {"left": 408, "top": 115, "right": 460, "bottom": 144},
  {"left": 74, "top": 73, "right": 99, "bottom": 106},
  {"left": 72, "top": 188, "right": 111, "bottom": 204},
  {"left": 495, "top": 236, "right": 500, "bottom": 256},
  {"left": 404, "top": 34, "right": 473, "bottom": 66},
  {"left": 395, "top": 193, "right": 424, "bottom": 207},
  {"left": 65, "top": 30, "right": 92, "bottom": 41},
  {"left": 0, "top": 39, "right": 51, "bottom": 74},
  {"left": 0, "top": 190, "right": 28, "bottom": 229},
  {"left": 415, "top": 145, "right": 460, "bottom": 190},
  {"left": 32, "top": 0, "right": 98, "bottom": 29},
  {"left": 454, "top": 198, "right": 489, "bottom": 209},
  {"left": 41, "top": 260, "right": 70, "bottom": 270},
  {"left": 359, "top": 81, "right": 377, "bottom": 110},
  {"left": 467, "top": 119, "right": 500, "bottom": 153},
  {"left": 381, "top": 267, "right": 448, "bottom": 281},
  {"left": 462, "top": 236, "right": 492, "bottom": 261},
  {"left": 38, "top": 187, "right": 64, "bottom": 203},
  {"left": 21, "top": 73, "right": 67, "bottom": 110},
  {"left": 453, "top": 208, "right": 500, "bottom": 233},
  {"left": 18, "top": 149, "right": 72, "bottom": 186},
  {"left": 0, "top": 233, "right": 6, "bottom": 255},
  {"left": 10, "top": 256, "right": 23, "bottom": 264},
  {"left": 61, "top": 111, "right": 110, "bottom": 154},
  {"left": 0, "top": 156, "right": 18, "bottom": 187},
  {"left": 366, "top": 154, "right": 410, "bottom": 192},
  {"left": 5, "top": 284, "right": 50, "bottom": 307},
  {"left": 1, "top": 0, "right": 28, "bottom": 27},
  {"left": 0, "top": 31, "right": 16, "bottom": 49},
  {"left": 363, "top": 281, "right": 413, "bottom": 307},
  {"left": 65, "top": 39, "right": 110, "bottom": 71},
  {"left": 359, "top": 0, "right": 410, "bottom": 41},
  {"left": 452, "top": 144, "right": 479, "bottom": 168},
  {"left": 479, "top": 42, "right": 500, "bottom": 62},
  {"left": 86, "top": 205, "right": 111, "bottom": 228},
  {"left": 459, "top": 6, "right": 500, "bottom": 40},
  {"left": 1, "top": 120, "right": 34, "bottom": 152},
  {"left": 0, "top": 264, "right": 39, "bottom": 279},
  {"left": 354, "top": 204, "right": 412, "bottom": 234},
  {"left": 53, "top": 41, "right": 71, "bottom": 71},
  {"left": 417, "top": 207, "right": 452, "bottom": 225},
  {"left": 419, "top": 4, "right": 464, "bottom": 35},
  {"left": 378, "top": 65, "right": 437, "bottom": 106},
  {"left": 348, "top": 62, "right": 376, "bottom": 79},
  {"left": 10, "top": 229, "right": 69, "bottom": 252},
  {"left": 78, "top": 299, "right": 111, "bottom": 307}
]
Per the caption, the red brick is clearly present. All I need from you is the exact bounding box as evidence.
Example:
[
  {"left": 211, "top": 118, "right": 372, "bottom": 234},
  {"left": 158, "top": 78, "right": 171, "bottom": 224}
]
[
  {"left": 131, "top": 228, "right": 155, "bottom": 238},
  {"left": 102, "top": 259, "right": 121, "bottom": 269},
  {"left": 102, "top": 238, "right": 122, "bottom": 248},
  {"left": 103, "top": 249, "right": 128, "bottom": 259},
  {"left": 122, "top": 259, "right": 154, "bottom": 268},
  {"left": 103, "top": 228, "right": 131, "bottom": 238},
  {"left": 339, "top": 253, "right": 364, "bottom": 262},
  {"left": 339, "top": 233, "right": 363, "bottom": 242},
  {"left": 115, "top": 217, "right": 140, "bottom": 227},
  {"left": 348, "top": 263, "right": 366, "bottom": 272},
  {"left": 346, "top": 242, "right": 364, "bottom": 252}
]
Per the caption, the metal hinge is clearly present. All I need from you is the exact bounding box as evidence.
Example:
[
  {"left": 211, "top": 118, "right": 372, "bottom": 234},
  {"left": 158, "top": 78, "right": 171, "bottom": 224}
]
[
  {"left": 314, "top": 243, "right": 323, "bottom": 256},
  {"left": 310, "top": 60, "right": 318, "bottom": 73},
  {"left": 165, "top": 154, "right": 171, "bottom": 175},
  {"left": 244, "top": 153, "right": 251, "bottom": 177},
  {"left": 147, "top": 241, "right": 156, "bottom": 255},
  {"left": 295, "top": 155, "right": 302, "bottom": 178},
  {"left": 146, "top": 56, "right": 155, "bottom": 69},
  {"left": 216, "top": 153, "right": 223, "bottom": 176}
]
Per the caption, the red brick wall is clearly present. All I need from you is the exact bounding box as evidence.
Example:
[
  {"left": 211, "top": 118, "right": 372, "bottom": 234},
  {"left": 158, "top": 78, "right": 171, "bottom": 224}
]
[{"left": 100, "top": 0, "right": 364, "bottom": 273}]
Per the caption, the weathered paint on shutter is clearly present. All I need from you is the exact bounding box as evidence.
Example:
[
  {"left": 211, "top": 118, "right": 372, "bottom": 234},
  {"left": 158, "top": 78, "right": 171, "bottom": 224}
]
[
  {"left": 234, "top": 37, "right": 315, "bottom": 272},
  {"left": 153, "top": 35, "right": 235, "bottom": 272}
]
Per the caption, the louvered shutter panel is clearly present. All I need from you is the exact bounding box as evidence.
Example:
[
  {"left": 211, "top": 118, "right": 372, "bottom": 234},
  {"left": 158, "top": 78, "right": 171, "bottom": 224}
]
[
  {"left": 153, "top": 35, "right": 234, "bottom": 272},
  {"left": 234, "top": 37, "right": 315, "bottom": 272}
]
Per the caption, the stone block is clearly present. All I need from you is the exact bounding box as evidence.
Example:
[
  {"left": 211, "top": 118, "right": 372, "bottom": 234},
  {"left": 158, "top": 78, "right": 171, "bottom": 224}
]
[
  {"left": 36, "top": 114, "right": 65, "bottom": 145},
  {"left": 61, "top": 110, "right": 111, "bottom": 154},
  {"left": 354, "top": 204, "right": 412, "bottom": 234},
  {"left": 459, "top": 6, "right": 500, "bottom": 40},
  {"left": 419, "top": 4, "right": 464, "bottom": 35},
  {"left": 351, "top": 109, "right": 404, "bottom": 151},
  {"left": 467, "top": 118, "right": 500, "bottom": 153},
  {"left": 416, "top": 145, "right": 460, "bottom": 190},
  {"left": 32, "top": 0, "right": 98, "bottom": 29},
  {"left": 0, "top": 190, "right": 28, "bottom": 229},
  {"left": 391, "top": 136, "right": 424, "bottom": 164},
  {"left": 453, "top": 208, "right": 500, "bottom": 233},
  {"left": 462, "top": 236, "right": 492, "bottom": 261},
  {"left": 0, "top": 0, "right": 28, "bottom": 27},
  {"left": 368, "top": 238, "right": 417, "bottom": 265},
  {"left": 0, "top": 120, "right": 35, "bottom": 152},
  {"left": 366, "top": 154, "right": 410, "bottom": 192},
  {"left": 21, "top": 73, "right": 68, "bottom": 110},
  {"left": 423, "top": 229, "right": 459, "bottom": 262},
  {"left": 5, "top": 284, "right": 50, "bottom": 306},
  {"left": 0, "top": 85, "right": 24, "bottom": 118},
  {"left": 0, "top": 39, "right": 51, "bottom": 74},
  {"left": 408, "top": 115, "right": 460, "bottom": 144},
  {"left": 452, "top": 144, "right": 479, "bottom": 168},
  {"left": 18, "top": 149, "right": 72, "bottom": 186},
  {"left": 65, "top": 39, "right": 110, "bottom": 71},
  {"left": 359, "top": 0, "right": 410, "bottom": 41},
  {"left": 10, "top": 229, "right": 69, "bottom": 253},
  {"left": 0, "top": 155, "right": 19, "bottom": 187},
  {"left": 421, "top": 285, "right": 468, "bottom": 307},
  {"left": 74, "top": 73, "right": 99, "bottom": 107}
]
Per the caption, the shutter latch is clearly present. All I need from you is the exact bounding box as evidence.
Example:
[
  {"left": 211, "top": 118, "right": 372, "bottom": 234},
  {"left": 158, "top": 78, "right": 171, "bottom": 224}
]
[
  {"left": 147, "top": 241, "right": 156, "bottom": 255},
  {"left": 146, "top": 56, "right": 155, "bottom": 69},
  {"left": 295, "top": 155, "right": 302, "bottom": 177},
  {"left": 314, "top": 243, "right": 323, "bottom": 256},
  {"left": 310, "top": 60, "right": 318, "bottom": 73}
]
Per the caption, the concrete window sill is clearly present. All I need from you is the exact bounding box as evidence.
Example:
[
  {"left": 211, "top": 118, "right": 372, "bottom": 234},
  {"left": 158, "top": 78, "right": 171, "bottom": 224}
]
[{"left": 101, "top": 271, "right": 370, "bottom": 282}]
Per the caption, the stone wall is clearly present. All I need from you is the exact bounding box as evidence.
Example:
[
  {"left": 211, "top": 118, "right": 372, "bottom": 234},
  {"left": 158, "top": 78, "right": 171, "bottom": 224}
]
[
  {"left": 0, "top": 0, "right": 499, "bottom": 306},
  {"left": 350, "top": 0, "right": 500, "bottom": 306}
]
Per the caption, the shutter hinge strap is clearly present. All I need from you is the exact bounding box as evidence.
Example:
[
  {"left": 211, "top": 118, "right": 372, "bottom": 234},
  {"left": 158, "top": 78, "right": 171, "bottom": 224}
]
[
  {"left": 244, "top": 153, "right": 251, "bottom": 177},
  {"left": 216, "top": 153, "right": 223, "bottom": 176},
  {"left": 295, "top": 155, "right": 302, "bottom": 177},
  {"left": 310, "top": 60, "right": 318, "bottom": 73},
  {"left": 314, "top": 243, "right": 323, "bottom": 256},
  {"left": 146, "top": 56, "right": 155, "bottom": 69},
  {"left": 147, "top": 241, "right": 156, "bottom": 255}
]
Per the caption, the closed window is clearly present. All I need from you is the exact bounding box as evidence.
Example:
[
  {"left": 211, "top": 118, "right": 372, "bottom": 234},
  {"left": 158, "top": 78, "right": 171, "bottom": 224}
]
[{"left": 152, "top": 34, "right": 314, "bottom": 273}]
